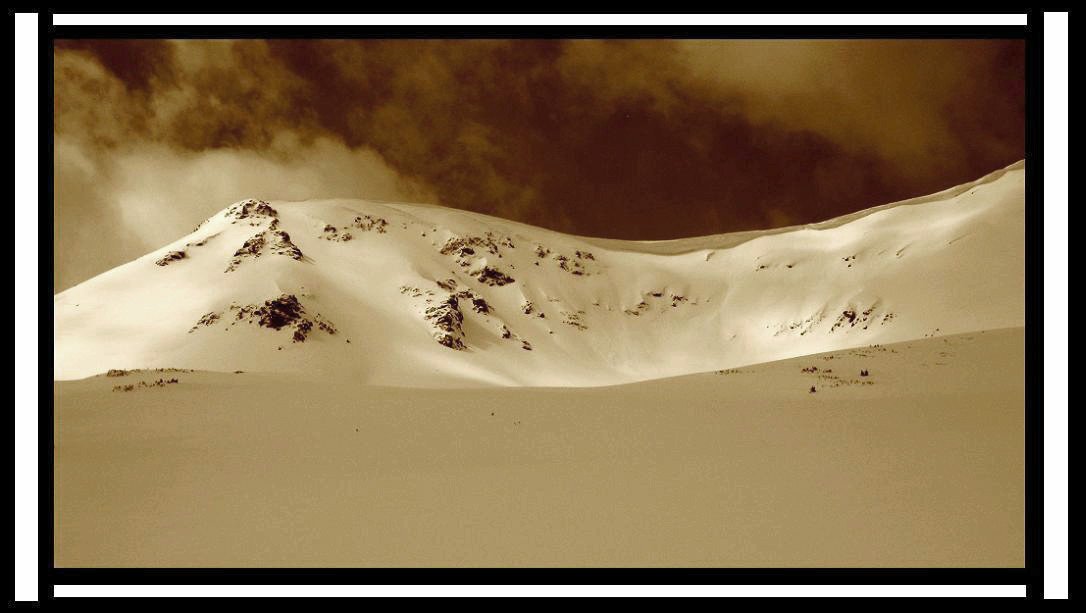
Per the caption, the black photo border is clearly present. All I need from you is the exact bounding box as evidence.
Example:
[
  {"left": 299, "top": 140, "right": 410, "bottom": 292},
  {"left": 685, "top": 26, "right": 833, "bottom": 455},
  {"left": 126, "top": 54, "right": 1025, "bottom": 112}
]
[{"left": 36, "top": 9, "right": 1044, "bottom": 601}]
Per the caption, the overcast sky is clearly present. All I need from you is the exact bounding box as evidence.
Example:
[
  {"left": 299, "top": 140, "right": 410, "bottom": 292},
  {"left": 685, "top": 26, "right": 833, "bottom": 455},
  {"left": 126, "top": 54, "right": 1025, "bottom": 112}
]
[{"left": 53, "top": 39, "right": 1024, "bottom": 291}]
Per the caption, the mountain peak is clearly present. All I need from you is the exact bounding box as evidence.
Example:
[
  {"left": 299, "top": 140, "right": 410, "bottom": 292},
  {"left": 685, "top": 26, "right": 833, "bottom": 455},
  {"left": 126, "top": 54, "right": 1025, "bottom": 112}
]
[{"left": 54, "top": 165, "right": 1024, "bottom": 386}]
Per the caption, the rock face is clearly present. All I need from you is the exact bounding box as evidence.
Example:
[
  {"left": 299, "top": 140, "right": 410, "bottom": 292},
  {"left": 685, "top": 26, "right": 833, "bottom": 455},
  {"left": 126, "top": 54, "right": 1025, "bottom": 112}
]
[
  {"left": 352, "top": 214, "right": 389, "bottom": 233},
  {"left": 214, "top": 200, "right": 305, "bottom": 272},
  {"left": 472, "top": 266, "right": 515, "bottom": 287},
  {"left": 226, "top": 199, "right": 279, "bottom": 223},
  {"left": 155, "top": 251, "right": 186, "bottom": 266},
  {"left": 225, "top": 229, "right": 303, "bottom": 272},
  {"left": 424, "top": 295, "right": 467, "bottom": 350},
  {"left": 54, "top": 161, "right": 1026, "bottom": 386},
  {"left": 189, "top": 294, "right": 336, "bottom": 344}
]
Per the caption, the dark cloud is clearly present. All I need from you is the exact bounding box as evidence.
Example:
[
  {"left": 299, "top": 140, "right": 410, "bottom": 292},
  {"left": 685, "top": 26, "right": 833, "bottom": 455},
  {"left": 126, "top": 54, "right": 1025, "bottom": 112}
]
[{"left": 53, "top": 39, "right": 1024, "bottom": 291}]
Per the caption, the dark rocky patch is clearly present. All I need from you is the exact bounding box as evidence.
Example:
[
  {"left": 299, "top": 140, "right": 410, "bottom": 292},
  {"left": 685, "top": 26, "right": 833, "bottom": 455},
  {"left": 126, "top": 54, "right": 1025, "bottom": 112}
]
[
  {"left": 225, "top": 230, "right": 303, "bottom": 272},
  {"left": 320, "top": 224, "right": 353, "bottom": 242},
  {"left": 155, "top": 250, "right": 187, "bottom": 266},
  {"left": 351, "top": 215, "right": 389, "bottom": 233},
  {"left": 774, "top": 310, "right": 826, "bottom": 337},
  {"left": 425, "top": 295, "right": 467, "bottom": 350},
  {"left": 441, "top": 231, "right": 513, "bottom": 259},
  {"left": 400, "top": 285, "right": 433, "bottom": 299},
  {"left": 193, "top": 294, "right": 336, "bottom": 343},
  {"left": 226, "top": 199, "right": 278, "bottom": 224},
  {"left": 189, "top": 311, "right": 221, "bottom": 332},
  {"left": 473, "top": 266, "right": 515, "bottom": 287},
  {"left": 830, "top": 302, "right": 879, "bottom": 333},
  {"left": 561, "top": 310, "right": 587, "bottom": 331},
  {"left": 113, "top": 377, "right": 180, "bottom": 392}
]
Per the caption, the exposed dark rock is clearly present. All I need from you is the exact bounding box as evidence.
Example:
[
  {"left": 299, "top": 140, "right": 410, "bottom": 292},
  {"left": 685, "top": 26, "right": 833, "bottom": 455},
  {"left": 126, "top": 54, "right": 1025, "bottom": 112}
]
[
  {"left": 561, "top": 311, "right": 587, "bottom": 331},
  {"left": 234, "top": 233, "right": 266, "bottom": 257},
  {"left": 189, "top": 311, "right": 221, "bottom": 332},
  {"left": 252, "top": 295, "right": 305, "bottom": 331},
  {"left": 554, "top": 253, "right": 589, "bottom": 276},
  {"left": 112, "top": 377, "right": 180, "bottom": 392},
  {"left": 830, "top": 303, "right": 879, "bottom": 332},
  {"left": 473, "top": 266, "right": 515, "bottom": 286},
  {"left": 268, "top": 231, "right": 303, "bottom": 259},
  {"left": 425, "top": 295, "right": 467, "bottom": 350},
  {"left": 225, "top": 230, "right": 303, "bottom": 272},
  {"left": 320, "top": 224, "right": 354, "bottom": 242},
  {"left": 226, "top": 199, "right": 279, "bottom": 223},
  {"left": 400, "top": 285, "right": 431, "bottom": 298},
  {"left": 195, "top": 294, "right": 336, "bottom": 343},
  {"left": 351, "top": 215, "right": 389, "bottom": 233},
  {"left": 440, "top": 232, "right": 512, "bottom": 258},
  {"left": 155, "top": 250, "right": 186, "bottom": 266}
]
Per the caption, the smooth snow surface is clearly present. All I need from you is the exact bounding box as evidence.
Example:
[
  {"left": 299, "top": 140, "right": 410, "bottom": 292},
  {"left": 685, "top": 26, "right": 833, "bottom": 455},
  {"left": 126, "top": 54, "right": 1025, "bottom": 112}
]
[{"left": 55, "top": 329, "right": 1024, "bottom": 567}]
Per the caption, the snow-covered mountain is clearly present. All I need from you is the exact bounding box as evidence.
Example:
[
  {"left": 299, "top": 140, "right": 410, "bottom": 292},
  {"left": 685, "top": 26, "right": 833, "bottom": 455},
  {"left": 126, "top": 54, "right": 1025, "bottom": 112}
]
[{"left": 53, "top": 161, "right": 1025, "bottom": 386}]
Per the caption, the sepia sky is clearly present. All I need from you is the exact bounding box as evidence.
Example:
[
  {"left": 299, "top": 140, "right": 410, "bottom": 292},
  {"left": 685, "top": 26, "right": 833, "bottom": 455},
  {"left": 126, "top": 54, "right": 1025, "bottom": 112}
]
[{"left": 53, "top": 39, "right": 1024, "bottom": 291}]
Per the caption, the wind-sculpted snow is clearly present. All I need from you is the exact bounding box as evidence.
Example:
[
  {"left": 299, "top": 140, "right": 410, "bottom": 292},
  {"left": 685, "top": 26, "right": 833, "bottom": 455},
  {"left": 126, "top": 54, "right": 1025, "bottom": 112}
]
[{"left": 54, "top": 161, "right": 1025, "bottom": 386}]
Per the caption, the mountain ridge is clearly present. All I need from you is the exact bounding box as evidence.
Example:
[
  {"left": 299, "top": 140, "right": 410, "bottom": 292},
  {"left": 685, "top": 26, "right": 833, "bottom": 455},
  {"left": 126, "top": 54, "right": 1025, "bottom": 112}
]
[{"left": 54, "top": 161, "right": 1025, "bottom": 386}]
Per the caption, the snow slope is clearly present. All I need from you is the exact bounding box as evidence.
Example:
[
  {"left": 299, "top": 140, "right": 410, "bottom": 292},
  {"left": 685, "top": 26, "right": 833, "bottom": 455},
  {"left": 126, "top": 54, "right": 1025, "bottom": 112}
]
[{"left": 53, "top": 161, "right": 1025, "bottom": 386}]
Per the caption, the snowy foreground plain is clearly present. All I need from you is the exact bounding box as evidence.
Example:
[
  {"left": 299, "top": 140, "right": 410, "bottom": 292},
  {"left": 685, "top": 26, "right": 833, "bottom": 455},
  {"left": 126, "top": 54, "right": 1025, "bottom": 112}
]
[{"left": 54, "top": 162, "right": 1025, "bottom": 567}]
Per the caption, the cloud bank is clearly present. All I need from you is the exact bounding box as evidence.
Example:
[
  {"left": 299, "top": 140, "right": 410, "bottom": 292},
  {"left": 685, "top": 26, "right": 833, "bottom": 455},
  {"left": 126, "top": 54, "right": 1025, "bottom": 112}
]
[{"left": 54, "top": 39, "right": 1024, "bottom": 290}]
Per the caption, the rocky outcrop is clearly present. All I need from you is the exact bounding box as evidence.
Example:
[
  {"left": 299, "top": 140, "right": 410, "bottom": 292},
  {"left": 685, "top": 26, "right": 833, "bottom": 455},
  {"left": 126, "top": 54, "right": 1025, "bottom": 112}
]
[
  {"left": 226, "top": 199, "right": 279, "bottom": 224},
  {"left": 189, "top": 294, "right": 336, "bottom": 343},
  {"left": 320, "top": 224, "right": 354, "bottom": 242},
  {"left": 225, "top": 230, "right": 303, "bottom": 272},
  {"left": 472, "top": 266, "right": 515, "bottom": 286},
  {"left": 440, "top": 232, "right": 514, "bottom": 257},
  {"left": 155, "top": 250, "right": 186, "bottom": 266},
  {"left": 424, "top": 295, "right": 467, "bottom": 350},
  {"left": 830, "top": 302, "right": 880, "bottom": 333},
  {"left": 561, "top": 310, "right": 588, "bottom": 331},
  {"left": 351, "top": 215, "right": 389, "bottom": 233}
]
